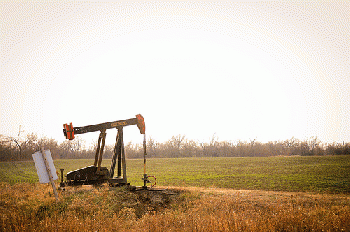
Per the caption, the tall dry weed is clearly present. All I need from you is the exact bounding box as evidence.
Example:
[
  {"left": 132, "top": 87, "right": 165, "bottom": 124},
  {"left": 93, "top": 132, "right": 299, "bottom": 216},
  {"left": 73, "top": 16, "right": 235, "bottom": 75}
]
[{"left": 1, "top": 182, "right": 349, "bottom": 231}]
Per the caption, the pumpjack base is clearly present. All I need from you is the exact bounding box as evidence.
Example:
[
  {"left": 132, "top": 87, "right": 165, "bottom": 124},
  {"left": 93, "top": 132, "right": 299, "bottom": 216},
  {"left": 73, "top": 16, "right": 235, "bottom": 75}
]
[
  {"left": 108, "top": 178, "right": 128, "bottom": 185},
  {"left": 108, "top": 178, "right": 129, "bottom": 188}
]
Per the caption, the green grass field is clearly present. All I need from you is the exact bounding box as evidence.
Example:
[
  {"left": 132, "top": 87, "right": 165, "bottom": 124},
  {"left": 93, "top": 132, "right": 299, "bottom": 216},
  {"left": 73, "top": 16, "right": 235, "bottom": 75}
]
[{"left": 1, "top": 156, "right": 349, "bottom": 193}]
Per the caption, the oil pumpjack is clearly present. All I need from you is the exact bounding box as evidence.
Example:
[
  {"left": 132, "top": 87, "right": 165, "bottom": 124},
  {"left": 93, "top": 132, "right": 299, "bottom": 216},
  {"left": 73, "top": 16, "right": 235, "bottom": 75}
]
[{"left": 61, "top": 114, "right": 153, "bottom": 188}]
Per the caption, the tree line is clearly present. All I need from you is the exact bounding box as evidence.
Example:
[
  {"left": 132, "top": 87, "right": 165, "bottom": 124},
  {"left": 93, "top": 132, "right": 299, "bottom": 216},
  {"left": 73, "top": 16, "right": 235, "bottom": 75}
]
[{"left": 1, "top": 133, "right": 350, "bottom": 162}]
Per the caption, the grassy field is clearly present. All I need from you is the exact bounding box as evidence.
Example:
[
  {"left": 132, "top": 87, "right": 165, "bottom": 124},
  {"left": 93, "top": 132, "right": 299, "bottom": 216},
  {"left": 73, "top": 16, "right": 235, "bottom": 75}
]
[{"left": 1, "top": 156, "right": 349, "bottom": 193}]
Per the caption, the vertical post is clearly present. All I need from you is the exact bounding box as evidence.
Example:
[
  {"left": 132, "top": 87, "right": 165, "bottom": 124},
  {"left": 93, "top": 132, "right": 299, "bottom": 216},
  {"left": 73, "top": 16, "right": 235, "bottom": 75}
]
[
  {"left": 117, "top": 128, "right": 122, "bottom": 177},
  {"left": 60, "top": 168, "right": 64, "bottom": 186},
  {"left": 41, "top": 147, "right": 59, "bottom": 202},
  {"left": 110, "top": 128, "right": 121, "bottom": 178},
  {"left": 143, "top": 133, "right": 147, "bottom": 188},
  {"left": 120, "top": 128, "right": 127, "bottom": 182}
]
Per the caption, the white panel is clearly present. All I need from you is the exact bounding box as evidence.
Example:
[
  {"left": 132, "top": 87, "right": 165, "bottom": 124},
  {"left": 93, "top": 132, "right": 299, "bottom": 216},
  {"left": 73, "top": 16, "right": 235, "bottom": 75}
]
[{"left": 32, "top": 150, "right": 58, "bottom": 184}]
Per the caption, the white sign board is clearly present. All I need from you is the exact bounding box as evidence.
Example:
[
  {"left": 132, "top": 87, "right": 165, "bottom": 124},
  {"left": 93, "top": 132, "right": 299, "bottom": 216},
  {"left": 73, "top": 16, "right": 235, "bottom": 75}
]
[{"left": 32, "top": 150, "right": 58, "bottom": 184}]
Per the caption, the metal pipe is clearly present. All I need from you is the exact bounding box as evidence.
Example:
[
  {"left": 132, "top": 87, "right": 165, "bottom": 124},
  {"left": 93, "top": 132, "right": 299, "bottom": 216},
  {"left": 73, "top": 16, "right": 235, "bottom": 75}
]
[{"left": 60, "top": 169, "right": 64, "bottom": 184}]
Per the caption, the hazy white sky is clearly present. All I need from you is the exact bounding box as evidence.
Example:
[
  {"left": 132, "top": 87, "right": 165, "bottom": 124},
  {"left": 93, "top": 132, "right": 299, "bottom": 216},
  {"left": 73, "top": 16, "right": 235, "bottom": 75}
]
[{"left": 1, "top": 1, "right": 349, "bottom": 146}]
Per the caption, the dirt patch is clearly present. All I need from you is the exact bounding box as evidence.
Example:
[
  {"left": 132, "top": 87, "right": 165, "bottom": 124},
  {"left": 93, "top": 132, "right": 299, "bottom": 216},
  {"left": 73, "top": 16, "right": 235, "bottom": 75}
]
[{"left": 133, "top": 189, "right": 179, "bottom": 207}]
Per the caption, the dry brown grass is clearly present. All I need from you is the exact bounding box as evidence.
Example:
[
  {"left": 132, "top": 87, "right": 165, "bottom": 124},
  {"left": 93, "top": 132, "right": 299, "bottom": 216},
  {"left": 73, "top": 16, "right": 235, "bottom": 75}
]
[{"left": 1, "top": 182, "right": 349, "bottom": 231}]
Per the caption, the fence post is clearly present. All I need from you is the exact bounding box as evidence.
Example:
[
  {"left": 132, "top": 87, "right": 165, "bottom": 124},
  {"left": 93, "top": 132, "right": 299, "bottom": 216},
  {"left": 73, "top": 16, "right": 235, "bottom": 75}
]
[{"left": 41, "top": 147, "right": 59, "bottom": 202}]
